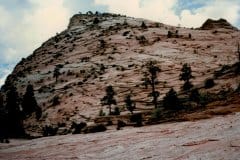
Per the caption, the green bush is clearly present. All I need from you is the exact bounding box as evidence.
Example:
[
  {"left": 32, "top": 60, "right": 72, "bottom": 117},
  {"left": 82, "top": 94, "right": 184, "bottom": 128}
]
[{"left": 151, "top": 108, "right": 161, "bottom": 121}]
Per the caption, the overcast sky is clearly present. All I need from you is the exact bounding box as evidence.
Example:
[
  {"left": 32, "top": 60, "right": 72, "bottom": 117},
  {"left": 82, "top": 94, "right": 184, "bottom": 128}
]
[{"left": 0, "top": 0, "right": 240, "bottom": 86}]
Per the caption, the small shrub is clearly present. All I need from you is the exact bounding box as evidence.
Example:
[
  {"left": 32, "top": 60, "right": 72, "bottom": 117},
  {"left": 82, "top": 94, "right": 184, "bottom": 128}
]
[
  {"left": 43, "top": 125, "right": 58, "bottom": 136},
  {"left": 71, "top": 122, "right": 87, "bottom": 134},
  {"left": 112, "top": 107, "right": 120, "bottom": 115},
  {"left": 83, "top": 124, "right": 107, "bottom": 133},
  {"left": 130, "top": 113, "right": 142, "bottom": 127},
  {"left": 116, "top": 120, "right": 126, "bottom": 130},
  {"left": 204, "top": 78, "right": 215, "bottom": 89},
  {"left": 151, "top": 108, "right": 162, "bottom": 121}
]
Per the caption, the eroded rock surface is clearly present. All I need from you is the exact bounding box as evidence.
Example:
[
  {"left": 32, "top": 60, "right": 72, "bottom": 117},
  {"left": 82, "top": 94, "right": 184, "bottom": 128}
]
[{"left": 0, "top": 112, "right": 240, "bottom": 160}]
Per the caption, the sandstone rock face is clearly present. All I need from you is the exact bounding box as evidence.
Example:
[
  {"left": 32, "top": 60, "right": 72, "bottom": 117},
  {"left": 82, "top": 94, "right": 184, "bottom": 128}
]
[
  {"left": 0, "top": 13, "right": 239, "bottom": 136},
  {"left": 200, "top": 18, "right": 238, "bottom": 30},
  {"left": 0, "top": 112, "right": 240, "bottom": 160}
]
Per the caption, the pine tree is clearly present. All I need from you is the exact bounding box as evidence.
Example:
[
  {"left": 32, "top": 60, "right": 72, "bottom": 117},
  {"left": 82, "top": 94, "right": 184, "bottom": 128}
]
[
  {"left": 179, "top": 63, "right": 194, "bottom": 90},
  {"left": 5, "top": 86, "right": 25, "bottom": 137},
  {"left": 163, "top": 88, "right": 179, "bottom": 110},
  {"left": 101, "top": 85, "right": 117, "bottom": 115},
  {"left": 22, "top": 84, "right": 42, "bottom": 120},
  {"left": 125, "top": 94, "right": 135, "bottom": 114},
  {"left": 145, "top": 61, "right": 161, "bottom": 108}
]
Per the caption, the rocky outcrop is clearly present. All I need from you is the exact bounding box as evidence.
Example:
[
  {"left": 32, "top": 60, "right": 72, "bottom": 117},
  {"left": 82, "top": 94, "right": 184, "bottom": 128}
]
[{"left": 200, "top": 18, "right": 238, "bottom": 30}]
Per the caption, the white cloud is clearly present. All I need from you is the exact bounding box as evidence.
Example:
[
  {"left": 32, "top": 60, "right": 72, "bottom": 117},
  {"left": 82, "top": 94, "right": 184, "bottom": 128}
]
[
  {"left": 94, "top": 0, "right": 240, "bottom": 28},
  {"left": 180, "top": 1, "right": 240, "bottom": 28},
  {"left": 94, "top": 0, "right": 180, "bottom": 26},
  {"left": 0, "top": 0, "right": 71, "bottom": 64}
]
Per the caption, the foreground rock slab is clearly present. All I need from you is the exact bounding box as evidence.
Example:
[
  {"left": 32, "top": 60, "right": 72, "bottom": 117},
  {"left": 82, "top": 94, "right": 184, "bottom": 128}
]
[{"left": 1, "top": 113, "right": 240, "bottom": 160}]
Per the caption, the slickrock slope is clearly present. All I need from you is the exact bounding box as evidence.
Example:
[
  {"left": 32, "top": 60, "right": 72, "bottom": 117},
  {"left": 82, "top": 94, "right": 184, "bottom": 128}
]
[
  {"left": 0, "top": 112, "right": 240, "bottom": 160},
  {"left": 1, "top": 13, "right": 240, "bottom": 136}
]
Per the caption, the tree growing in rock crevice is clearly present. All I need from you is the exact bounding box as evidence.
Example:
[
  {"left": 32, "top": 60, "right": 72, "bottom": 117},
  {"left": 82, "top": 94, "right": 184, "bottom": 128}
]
[{"left": 101, "top": 85, "right": 117, "bottom": 115}]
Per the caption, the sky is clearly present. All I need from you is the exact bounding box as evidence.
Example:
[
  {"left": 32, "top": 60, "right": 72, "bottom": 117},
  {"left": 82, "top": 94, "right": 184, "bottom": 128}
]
[{"left": 0, "top": 0, "right": 240, "bottom": 86}]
